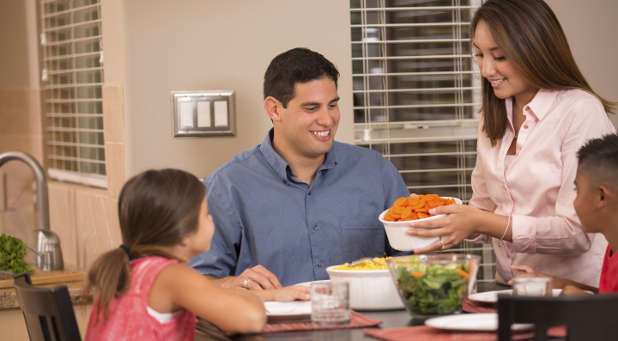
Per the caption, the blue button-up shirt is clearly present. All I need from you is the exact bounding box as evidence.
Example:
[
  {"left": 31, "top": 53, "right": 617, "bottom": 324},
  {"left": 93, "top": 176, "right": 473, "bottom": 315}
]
[{"left": 190, "top": 130, "right": 409, "bottom": 286}]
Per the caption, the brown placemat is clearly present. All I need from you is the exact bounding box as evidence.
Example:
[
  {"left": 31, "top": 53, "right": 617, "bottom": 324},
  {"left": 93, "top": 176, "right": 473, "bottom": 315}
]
[
  {"left": 364, "top": 325, "right": 567, "bottom": 341},
  {"left": 263, "top": 310, "right": 382, "bottom": 333}
]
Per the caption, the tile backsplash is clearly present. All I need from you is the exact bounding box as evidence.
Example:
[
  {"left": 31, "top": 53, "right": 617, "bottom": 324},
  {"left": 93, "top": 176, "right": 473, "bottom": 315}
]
[{"left": 0, "top": 86, "right": 126, "bottom": 271}]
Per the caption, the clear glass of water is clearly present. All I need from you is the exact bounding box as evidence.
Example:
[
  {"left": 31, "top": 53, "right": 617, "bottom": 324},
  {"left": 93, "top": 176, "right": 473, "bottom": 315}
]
[
  {"left": 512, "top": 277, "right": 551, "bottom": 296},
  {"left": 311, "top": 280, "right": 350, "bottom": 326}
]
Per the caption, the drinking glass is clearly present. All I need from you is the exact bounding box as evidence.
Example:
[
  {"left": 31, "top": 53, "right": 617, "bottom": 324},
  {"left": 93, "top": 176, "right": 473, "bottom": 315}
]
[
  {"left": 311, "top": 280, "right": 350, "bottom": 325},
  {"left": 512, "top": 277, "right": 551, "bottom": 296}
]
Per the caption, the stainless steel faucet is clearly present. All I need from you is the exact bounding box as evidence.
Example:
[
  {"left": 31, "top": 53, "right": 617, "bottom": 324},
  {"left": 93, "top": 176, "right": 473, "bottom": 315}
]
[{"left": 0, "top": 151, "right": 64, "bottom": 271}]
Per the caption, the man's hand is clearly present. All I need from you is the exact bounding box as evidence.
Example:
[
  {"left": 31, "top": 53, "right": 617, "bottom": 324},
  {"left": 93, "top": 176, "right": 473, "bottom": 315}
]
[
  {"left": 262, "top": 285, "right": 311, "bottom": 302},
  {"left": 224, "top": 264, "right": 282, "bottom": 290}
]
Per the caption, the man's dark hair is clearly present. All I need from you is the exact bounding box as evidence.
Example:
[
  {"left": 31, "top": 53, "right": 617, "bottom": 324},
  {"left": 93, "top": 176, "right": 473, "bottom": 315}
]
[
  {"left": 263, "top": 47, "right": 339, "bottom": 107},
  {"left": 577, "top": 133, "right": 618, "bottom": 192}
]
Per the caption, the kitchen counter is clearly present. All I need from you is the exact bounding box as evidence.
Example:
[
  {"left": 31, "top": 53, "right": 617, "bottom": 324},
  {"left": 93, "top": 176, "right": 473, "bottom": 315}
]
[{"left": 0, "top": 268, "right": 88, "bottom": 310}]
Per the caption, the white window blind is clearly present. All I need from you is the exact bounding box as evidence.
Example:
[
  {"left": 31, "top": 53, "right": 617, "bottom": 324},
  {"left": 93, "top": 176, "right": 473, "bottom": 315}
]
[
  {"left": 38, "top": 0, "right": 106, "bottom": 188},
  {"left": 350, "top": 0, "right": 496, "bottom": 283}
]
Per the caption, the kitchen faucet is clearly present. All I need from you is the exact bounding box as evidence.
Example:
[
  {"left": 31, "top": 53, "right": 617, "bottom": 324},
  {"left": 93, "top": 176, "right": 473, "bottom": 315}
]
[{"left": 0, "top": 151, "right": 64, "bottom": 271}]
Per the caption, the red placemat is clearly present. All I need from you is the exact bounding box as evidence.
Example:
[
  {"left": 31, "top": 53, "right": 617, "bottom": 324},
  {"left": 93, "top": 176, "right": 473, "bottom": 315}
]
[
  {"left": 263, "top": 310, "right": 382, "bottom": 333},
  {"left": 364, "top": 325, "right": 567, "bottom": 341}
]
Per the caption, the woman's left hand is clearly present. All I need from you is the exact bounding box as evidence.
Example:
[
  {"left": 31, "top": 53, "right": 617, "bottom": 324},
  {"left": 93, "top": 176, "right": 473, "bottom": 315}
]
[{"left": 407, "top": 204, "right": 482, "bottom": 254}]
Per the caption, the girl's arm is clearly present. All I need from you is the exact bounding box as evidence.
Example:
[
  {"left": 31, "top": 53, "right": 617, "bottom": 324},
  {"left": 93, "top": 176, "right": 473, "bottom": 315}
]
[{"left": 152, "top": 263, "right": 267, "bottom": 334}]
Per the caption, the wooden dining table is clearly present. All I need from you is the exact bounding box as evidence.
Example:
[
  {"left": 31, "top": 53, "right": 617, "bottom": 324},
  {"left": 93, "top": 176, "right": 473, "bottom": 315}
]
[{"left": 195, "top": 282, "right": 513, "bottom": 341}]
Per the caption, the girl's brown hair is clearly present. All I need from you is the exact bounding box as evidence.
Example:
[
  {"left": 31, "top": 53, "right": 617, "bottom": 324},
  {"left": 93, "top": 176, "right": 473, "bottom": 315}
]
[
  {"left": 471, "top": 0, "right": 615, "bottom": 145},
  {"left": 86, "top": 169, "right": 205, "bottom": 321}
]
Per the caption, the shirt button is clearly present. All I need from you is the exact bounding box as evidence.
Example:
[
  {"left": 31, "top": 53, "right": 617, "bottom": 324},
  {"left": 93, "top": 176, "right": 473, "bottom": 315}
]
[
  {"left": 523, "top": 124, "right": 529, "bottom": 129},
  {"left": 282, "top": 180, "right": 287, "bottom": 185},
  {"left": 313, "top": 225, "right": 319, "bottom": 231},
  {"left": 308, "top": 191, "right": 312, "bottom": 196}
]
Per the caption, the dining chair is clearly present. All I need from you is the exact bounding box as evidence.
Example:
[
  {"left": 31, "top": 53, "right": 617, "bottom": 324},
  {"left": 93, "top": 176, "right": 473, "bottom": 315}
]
[
  {"left": 497, "top": 292, "right": 618, "bottom": 341},
  {"left": 13, "top": 273, "right": 81, "bottom": 341}
]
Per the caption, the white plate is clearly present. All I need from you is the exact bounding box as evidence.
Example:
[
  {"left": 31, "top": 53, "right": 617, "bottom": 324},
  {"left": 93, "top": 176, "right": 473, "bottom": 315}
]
[
  {"left": 425, "top": 313, "right": 533, "bottom": 331},
  {"left": 264, "top": 301, "right": 311, "bottom": 320},
  {"left": 468, "top": 289, "right": 563, "bottom": 303}
]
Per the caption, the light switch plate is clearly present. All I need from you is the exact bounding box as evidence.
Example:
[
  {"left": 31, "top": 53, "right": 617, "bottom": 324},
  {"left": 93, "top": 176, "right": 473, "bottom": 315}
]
[{"left": 171, "top": 90, "right": 235, "bottom": 137}]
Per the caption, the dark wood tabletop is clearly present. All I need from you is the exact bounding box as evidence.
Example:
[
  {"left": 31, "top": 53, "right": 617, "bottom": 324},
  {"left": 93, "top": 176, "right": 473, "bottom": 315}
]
[{"left": 196, "top": 282, "right": 510, "bottom": 341}]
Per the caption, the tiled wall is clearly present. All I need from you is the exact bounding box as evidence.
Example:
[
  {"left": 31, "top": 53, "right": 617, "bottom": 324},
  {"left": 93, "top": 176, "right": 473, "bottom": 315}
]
[
  {"left": 0, "top": 88, "right": 43, "bottom": 264},
  {"left": 0, "top": 85, "right": 126, "bottom": 271},
  {"left": 46, "top": 85, "right": 126, "bottom": 270}
]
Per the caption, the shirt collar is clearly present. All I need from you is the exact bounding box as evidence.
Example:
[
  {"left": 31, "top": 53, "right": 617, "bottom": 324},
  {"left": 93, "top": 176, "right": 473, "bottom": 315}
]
[
  {"left": 505, "top": 89, "right": 558, "bottom": 124},
  {"left": 258, "top": 129, "right": 338, "bottom": 182}
]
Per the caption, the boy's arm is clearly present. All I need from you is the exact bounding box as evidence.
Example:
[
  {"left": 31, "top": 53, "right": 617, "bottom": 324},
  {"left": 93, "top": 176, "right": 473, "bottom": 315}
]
[{"left": 511, "top": 264, "right": 598, "bottom": 294}]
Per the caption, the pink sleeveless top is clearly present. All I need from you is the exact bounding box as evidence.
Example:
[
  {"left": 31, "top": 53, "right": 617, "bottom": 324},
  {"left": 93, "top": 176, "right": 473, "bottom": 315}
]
[{"left": 85, "top": 256, "right": 196, "bottom": 341}]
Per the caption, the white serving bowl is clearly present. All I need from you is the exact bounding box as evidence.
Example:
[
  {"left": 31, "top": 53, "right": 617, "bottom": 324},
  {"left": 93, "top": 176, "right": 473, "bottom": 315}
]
[
  {"left": 379, "top": 197, "right": 462, "bottom": 251},
  {"left": 326, "top": 265, "right": 404, "bottom": 310}
]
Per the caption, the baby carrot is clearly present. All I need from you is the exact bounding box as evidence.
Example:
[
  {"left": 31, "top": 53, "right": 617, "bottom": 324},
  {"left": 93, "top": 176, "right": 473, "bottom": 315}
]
[
  {"left": 410, "top": 271, "right": 424, "bottom": 278},
  {"left": 456, "top": 268, "right": 469, "bottom": 279}
]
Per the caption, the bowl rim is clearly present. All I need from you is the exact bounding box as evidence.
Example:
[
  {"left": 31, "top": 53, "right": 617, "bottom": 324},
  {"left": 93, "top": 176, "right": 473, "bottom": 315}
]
[
  {"left": 326, "top": 264, "right": 390, "bottom": 275},
  {"left": 385, "top": 253, "right": 481, "bottom": 264}
]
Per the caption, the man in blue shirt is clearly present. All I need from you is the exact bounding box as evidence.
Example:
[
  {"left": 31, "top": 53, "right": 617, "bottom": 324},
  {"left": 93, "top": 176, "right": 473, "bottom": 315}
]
[{"left": 190, "top": 48, "right": 409, "bottom": 289}]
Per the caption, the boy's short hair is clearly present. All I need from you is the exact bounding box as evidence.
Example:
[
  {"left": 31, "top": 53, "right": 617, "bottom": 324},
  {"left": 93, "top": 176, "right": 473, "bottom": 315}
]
[
  {"left": 263, "top": 47, "right": 339, "bottom": 108},
  {"left": 577, "top": 133, "right": 618, "bottom": 192}
]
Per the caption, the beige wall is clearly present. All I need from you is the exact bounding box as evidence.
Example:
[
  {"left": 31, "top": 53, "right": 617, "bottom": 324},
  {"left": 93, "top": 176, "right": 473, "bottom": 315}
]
[
  {"left": 122, "top": 0, "right": 354, "bottom": 179},
  {"left": 546, "top": 0, "right": 618, "bottom": 127}
]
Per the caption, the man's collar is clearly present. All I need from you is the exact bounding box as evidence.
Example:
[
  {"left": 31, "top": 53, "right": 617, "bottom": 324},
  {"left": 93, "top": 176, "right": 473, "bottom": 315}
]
[{"left": 259, "top": 129, "right": 338, "bottom": 182}]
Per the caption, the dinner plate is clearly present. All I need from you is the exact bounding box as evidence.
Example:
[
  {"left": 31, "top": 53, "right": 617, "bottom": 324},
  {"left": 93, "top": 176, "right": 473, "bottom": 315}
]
[
  {"left": 468, "top": 289, "right": 563, "bottom": 303},
  {"left": 425, "top": 313, "right": 533, "bottom": 331},
  {"left": 264, "top": 301, "right": 311, "bottom": 321}
]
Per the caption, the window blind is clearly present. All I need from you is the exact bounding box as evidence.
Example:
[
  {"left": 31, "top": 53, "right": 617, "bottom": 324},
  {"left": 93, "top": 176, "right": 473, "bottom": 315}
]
[
  {"left": 38, "top": 0, "right": 106, "bottom": 188},
  {"left": 350, "top": 0, "right": 495, "bottom": 282}
]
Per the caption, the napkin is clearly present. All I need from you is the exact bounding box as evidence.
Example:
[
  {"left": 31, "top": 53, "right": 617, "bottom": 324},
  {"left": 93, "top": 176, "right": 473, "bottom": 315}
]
[
  {"left": 363, "top": 325, "right": 567, "bottom": 341},
  {"left": 264, "top": 310, "right": 381, "bottom": 333}
]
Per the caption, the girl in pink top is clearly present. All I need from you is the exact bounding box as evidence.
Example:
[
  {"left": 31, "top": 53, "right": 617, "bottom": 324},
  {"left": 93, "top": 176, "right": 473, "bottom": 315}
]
[
  {"left": 85, "top": 169, "right": 309, "bottom": 341},
  {"left": 407, "top": 0, "right": 616, "bottom": 287}
]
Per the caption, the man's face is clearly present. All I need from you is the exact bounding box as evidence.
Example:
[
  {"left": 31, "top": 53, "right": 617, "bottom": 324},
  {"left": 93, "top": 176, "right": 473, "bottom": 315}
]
[
  {"left": 273, "top": 77, "right": 340, "bottom": 160},
  {"left": 573, "top": 168, "right": 599, "bottom": 233}
]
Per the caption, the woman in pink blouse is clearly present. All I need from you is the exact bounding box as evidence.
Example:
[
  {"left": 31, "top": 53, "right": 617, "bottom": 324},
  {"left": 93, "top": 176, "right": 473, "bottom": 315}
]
[{"left": 407, "top": 0, "right": 616, "bottom": 287}]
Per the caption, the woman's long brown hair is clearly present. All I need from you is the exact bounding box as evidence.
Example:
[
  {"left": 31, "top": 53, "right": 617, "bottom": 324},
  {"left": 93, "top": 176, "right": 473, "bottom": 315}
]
[
  {"left": 471, "top": 0, "right": 615, "bottom": 146},
  {"left": 86, "top": 169, "right": 205, "bottom": 322}
]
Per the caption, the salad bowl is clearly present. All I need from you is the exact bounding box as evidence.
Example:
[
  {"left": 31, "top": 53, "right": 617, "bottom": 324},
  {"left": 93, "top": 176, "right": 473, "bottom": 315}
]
[{"left": 387, "top": 253, "right": 480, "bottom": 318}]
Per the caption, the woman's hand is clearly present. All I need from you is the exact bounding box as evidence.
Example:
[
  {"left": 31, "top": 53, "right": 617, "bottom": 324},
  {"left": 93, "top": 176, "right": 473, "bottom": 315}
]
[
  {"left": 407, "top": 204, "right": 483, "bottom": 254},
  {"left": 223, "top": 264, "right": 282, "bottom": 290}
]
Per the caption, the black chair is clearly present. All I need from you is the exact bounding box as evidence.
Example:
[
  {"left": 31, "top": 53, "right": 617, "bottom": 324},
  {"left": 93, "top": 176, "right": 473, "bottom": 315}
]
[
  {"left": 497, "top": 292, "right": 618, "bottom": 341},
  {"left": 13, "top": 273, "right": 81, "bottom": 341}
]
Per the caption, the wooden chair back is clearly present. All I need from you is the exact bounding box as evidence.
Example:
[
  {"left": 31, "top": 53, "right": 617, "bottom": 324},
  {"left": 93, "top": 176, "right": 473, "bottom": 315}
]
[
  {"left": 13, "top": 273, "right": 81, "bottom": 341},
  {"left": 497, "top": 292, "right": 618, "bottom": 341}
]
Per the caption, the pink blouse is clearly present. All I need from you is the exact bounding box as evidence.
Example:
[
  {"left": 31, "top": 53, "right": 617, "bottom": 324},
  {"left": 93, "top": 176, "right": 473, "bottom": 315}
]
[
  {"left": 85, "top": 256, "right": 196, "bottom": 341},
  {"left": 470, "top": 89, "right": 616, "bottom": 287}
]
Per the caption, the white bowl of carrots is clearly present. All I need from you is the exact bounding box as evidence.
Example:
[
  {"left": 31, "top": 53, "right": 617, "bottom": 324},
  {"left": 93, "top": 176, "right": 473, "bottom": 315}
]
[
  {"left": 386, "top": 254, "right": 480, "bottom": 317},
  {"left": 379, "top": 195, "right": 462, "bottom": 251}
]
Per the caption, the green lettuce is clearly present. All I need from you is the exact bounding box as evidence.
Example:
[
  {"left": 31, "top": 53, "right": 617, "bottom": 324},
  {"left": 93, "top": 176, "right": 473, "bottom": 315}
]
[
  {"left": 395, "top": 257, "right": 468, "bottom": 315},
  {"left": 0, "top": 234, "right": 34, "bottom": 275}
]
